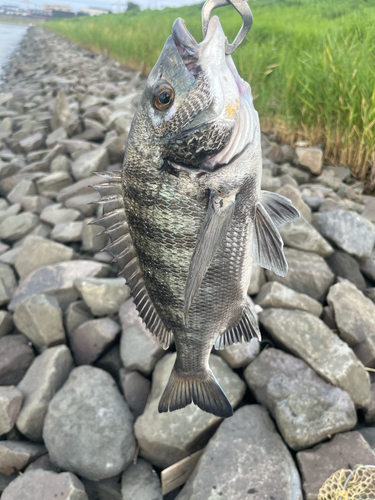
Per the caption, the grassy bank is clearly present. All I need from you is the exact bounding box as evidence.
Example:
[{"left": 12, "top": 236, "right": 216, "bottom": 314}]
[{"left": 45, "top": 0, "right": 375, "bottom": 188}]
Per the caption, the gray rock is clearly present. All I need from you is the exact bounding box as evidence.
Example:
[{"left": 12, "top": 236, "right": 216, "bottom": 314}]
[
  {"left": 244, "top": 348, "right": 356, "bottom": 451},
  {"left": 0, "top": 203, "right": 21, "bottom": 222},
  {"left": 15, "top": 235, "right": 74, "bottom": 280},
  {"left": 0, "top": 441, "right": 46, "bottom": 475},
  {"left": 313, "top": 209, "right": 375, "bottom": 259},
  {"left": 0, "top": 263, "right": 17, "bottom": 306},
  {"left": 24, "top": 452, "right": 59, "bottom": 473},
  {"left": 71, "top": 148, "right": 109, "bottom": 180},
  {"left": 247, "top": 261, "right": 266, "bottom": 295},
  {"left": 295, "top": 146, "right": 323, "bottom": 174},
  {"left": 43, "top": 366, "right": 136, "bottom": 481},
  {"left": 18, "top": 195, "right": 52, "bottom": 214},
  {"left": 216, "top": 337, "right": 260, "bottom": 369},
  {"left": 50, "top": 154, "right": 72, "bottom": 173},
  {"left": 278, "top": 163, "right": 311, "bottom": 184},
  {"left": 1, "top": 469, "right": 88, "bottom": 500},
  {"left": 19, "top": 132, "right": 45, "bottom": 153},
  {"left": 0, "top": 335, "right": 35, "bottom": 385},
  {"left": 119, "top": 368, "right": 150, "bottom": 418},
  {"left": 121, "top": 459, "right": 162, "bottom": 500},
  {"left": 265, "top": 248, "right": 335, "bottom": 301},
  {"left": 327, "top": 282, "right": 375, "bottom": 367},
  {"left": 81, "top": 476, "right": 122, "bottom": 500},
  {"left": 277, "top": 185, "right": 312, "bottom": 221},
  {"left": 134, "top": 353, "right": 246, "bottom": 469},
  {"left": 0, "top": 212, "right": 39, "bottom": 241},
  {"left": 51, "top": 91, "right": 80, "bottom": 136},
  {"left": 326, "top": 250, "right": 367, "bottom": 289},
  {"left": 16, "top": 345, "right": 73, "bottom": 441},
  {"left": 40, "top": 204, "right": 81, "bottom": 225},
  {"left": 255, "top": 282, "right": 323, "bottom": 316},
  {"left": 359, "top": 254, "right": 375, "bottom": 283},
  {"left": 69, "top": 317, "right": 120, "bottom": 365},
  {"left": 297, "top": 432, "right": 375, "bottom": 500},
  {"left": 259, "top": 308, "right": 371, "bottom": 408},
  {"left": 51, "top": 221, "right": 83, "bottom": 242},
  {"left": 36, "top": 171, "right": 73, "bottom": 197},
  {"left": 119, "top": 299, "right": 164, "bottom": 376},
  {"left": 362, "top": 194, "right": 375, "bottom": 223},
  {"left": 13, "top": 294, "right": 66, "bottom": 352},
  {"left": 279, "top": 217, "right": 333, "bottom": 257},
  {"left": 45, "top": 126, "right": 67, "bottom": 148},
  {"left": 7, "top": 179, "right": 36, "bottom": 204},
  {"left": 9, "top": 260, "right": 110, "bottom": 311},
  {"left": 74, "top": 277, "right": 130, "bottom": 316},
  {"left": 261, "top": 169, "right": 282, "bottom": 192},
  {"left": 0, "top": 311, "right": 14, "bottom": 338},
  {"left": 176, "top": 405, "right": 302, "bottom": 500},
  {"left": 64, "top": 300, "right": 93, "bottom": 335},
  {"left": 364, "top": 384, "right": 375, "bottom": 423},
  {"left": 0, "top": 386, "right": 23, "bottom": 436},
  {"left": 81, "top": 218, "right": 109, "bottom": 253}
]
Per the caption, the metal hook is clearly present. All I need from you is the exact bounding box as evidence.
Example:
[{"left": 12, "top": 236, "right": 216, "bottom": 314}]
[{"left": 201, "top": 0, "right": 253, "bottom": 55}]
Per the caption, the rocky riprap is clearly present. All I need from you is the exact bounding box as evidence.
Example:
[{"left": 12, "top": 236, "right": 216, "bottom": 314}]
[{"left": 0, "top": 25, "right": 374, "bottom": 500}]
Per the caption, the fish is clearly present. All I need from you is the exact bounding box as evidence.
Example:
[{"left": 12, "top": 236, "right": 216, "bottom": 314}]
[{"left": 93, "top": 15, "right": 300, "bottom": 418}]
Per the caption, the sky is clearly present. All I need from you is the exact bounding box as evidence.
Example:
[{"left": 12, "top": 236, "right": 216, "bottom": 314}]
[{"left": 3, "top": 0, "right": 200, "bottom": 13}]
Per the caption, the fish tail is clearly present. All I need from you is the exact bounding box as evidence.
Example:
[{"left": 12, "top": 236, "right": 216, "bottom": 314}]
[{"left": 158, "top": 364, "right": 233, "bottom": 418}]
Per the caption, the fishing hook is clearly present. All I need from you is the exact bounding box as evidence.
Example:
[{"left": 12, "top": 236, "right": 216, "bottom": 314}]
[{"left": 201, "top": 0, "right": 253, "bottom": 55}]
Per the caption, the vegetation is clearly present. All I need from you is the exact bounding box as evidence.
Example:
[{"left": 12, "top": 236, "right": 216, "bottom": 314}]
[{"left": 45, "top": 0, "right": 375, "bottom": 188}]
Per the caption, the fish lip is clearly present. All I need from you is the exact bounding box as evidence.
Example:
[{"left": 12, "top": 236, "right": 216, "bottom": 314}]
[{"left": 172, "top": 18, "right": 198, "bottom": 53}]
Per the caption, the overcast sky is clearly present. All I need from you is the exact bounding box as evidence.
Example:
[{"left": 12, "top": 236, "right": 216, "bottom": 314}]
[{"left": 5, "top": 0, "right": 200, "bottom": 13}]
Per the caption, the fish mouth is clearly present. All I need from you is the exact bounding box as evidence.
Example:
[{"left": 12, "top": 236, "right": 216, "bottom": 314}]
[{"left": 172, "top": 18, "right": 199, "bottom": 74}]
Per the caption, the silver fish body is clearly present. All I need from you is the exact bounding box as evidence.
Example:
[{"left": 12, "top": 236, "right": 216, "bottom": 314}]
[{"left": 94, "top": 16, "right": 300, "bottom": 417}]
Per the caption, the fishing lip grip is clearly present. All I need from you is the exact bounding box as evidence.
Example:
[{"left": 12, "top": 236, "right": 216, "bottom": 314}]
[{"left": 201, "top": 0, "right": 253, "bottom": 54}]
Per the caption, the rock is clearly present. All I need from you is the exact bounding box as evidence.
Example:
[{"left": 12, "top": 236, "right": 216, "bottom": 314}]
[
  {"left": 313, "top": 210, "right": 375, "bottom": 259},
  {"left": 16, "top": 345, "right": 73, "bottom": 441},
  {"left": 68, "top": 318, "right": 120, "bottom": 365},
  {"left": 359, "top": 254, "right": 375, "bottom": 283},
  {"left": 0, "top": 335, "right": 35, "bottom": 386},
  {"left": 13, "top": 294, "right": 66, "bottom": 352},
  {"left": 24, "top": 452, "right": 59, "bottom": 473},
  {"left": 0, "top": 212, "right": 39, "bottom": 241},
  {"left": 119, "top": 369, "right": 150, "bottom": 418},
  {"left": 0, "top": 386, "right": 23, "bottom": 436},
  {"left": 295, "top": 146, "right": 323, "bottom": 174},
  {"left": 51, "top": 221, "right": 83, "bottom": 242},
  {"left": 40, "top": 204, "right": 80, "bottom": 225},
  {"left": 0, "top": 263, "right": 17, "bottom": 306},
  {"left": 119, "top": 299, "right": 164, "bottom": 376},
  {"left": 43, "top": 366, "right": 136, "bottom": 481},
  {"left": 45, "top": 126, "right": 67, "bottom": 148},
  {"left": 9, "top": 260, "right": 110, "bottom": 311},
  {"left": 265, "top": 248, "right": 334, "bottom": 301},
  {"left": 64, "top": 300, "right": 93, "bottom": 335},
  {"left": 95, "top": 343, "right": 122, "bottom": 379},
  {"left": 1, "top": 469, "right": 88, "bottom": 500},
  {"left": 216, "top": 337, "right": 260, "bottom": 369},
  {"left": 74, "top": 277, "right": 130, "bottom": 316},
  {"left": 36, "top": 172, "right": 73, "bottom": 197},
  {"left": 134, "top": 353, "right": 246, "bottom": 469},
  {"left": 71, "top": 148, "right": 109, "bottom": 180},
  {"left": 259, "top": 308, "right": 371, "bottom": 408},
  {"left": 51, "top": 91, "right": 79, "bottom": 136},
  {"left": 364, "top": 384, "right": 375, "bottom": 423},
  {"left": 261, "top": 169, "right": 282, "bottom": 192},
  {"left": 15, "top": 235, "right": 74, "bottom": 280},
  {"left": 18, "top": 195, "right": 52, "bottom": 214},
  {"left": 327, "top": 282, "right": 375, "bottom": 367},
  {"left": 244, "top": 348, "right": 356, "bottom": 451},
  {"left": 247, "top": 261, "right": 266, "bottom": 295},
  {"left": 362, "top": 195, "right": 375, "bottom": 223},
  {"left": 277, "top": 185, "right": 312, "bottom": 221},
  {"left": 279, "top": 217, "right": 333, "bottom": 257},
  {"left": 81, "top": 218, "right": 109, "bottom": 253},
  {"left": 297, "top": 432, "right": 375, "bottom": 500},
  {"left": 81, "top": 476, "right": 122, "bottom": 500},
  {"left": 50, "top": 154, "right": 71, "bottom": 173},
  {"left": 0, "top": 311, "right": 14, "bottom": 338},
  {"left": 326, "top": 250, "right": 367, "bottom": 289},
  {"left": 19, "top": 132, "right": 45, "bottom": 153},
  {"left": 255, "top": 282, "right": 323, "bottom": 316},
  {"left": 278, "top": 163, "right": 311, "bottom": 184},
  {"left": 176, "top": 405, "right": 302, "bottom": 500},
  {"left": 121, "top": 459, "right": 162, "bottom": 500},
  {"left": 7, "top": 179, "right": 36, "bottom": 204},
  {"left": 0, "top": 441, "right": 46, "bottom": 475}
]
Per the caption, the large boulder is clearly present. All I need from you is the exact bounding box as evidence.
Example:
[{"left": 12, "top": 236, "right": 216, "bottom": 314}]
[
  {"left": 43, "top": 366, "right": 136, "bottom": 480},
  {"left": 176, "top": 405, "right": 302, "bottom": 500}
]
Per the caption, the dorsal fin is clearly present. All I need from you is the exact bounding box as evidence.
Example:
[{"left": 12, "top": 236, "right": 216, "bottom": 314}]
[
  {"left": 215, "top": 300, "right": 261, "bottom": 350},
  {"left": 90, "top": 171, "right": 172, "bottom": 349}
]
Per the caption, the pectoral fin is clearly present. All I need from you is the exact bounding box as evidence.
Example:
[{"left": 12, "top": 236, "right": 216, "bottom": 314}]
[
  {"left": 252, "top": 201, "right": 288, "bottom": 277},
  {"left": 184, "top": 191, "right": 235, "bottom": 322},
  {"left": 261, "top": 190, "right": 300, "bottom": 226}
]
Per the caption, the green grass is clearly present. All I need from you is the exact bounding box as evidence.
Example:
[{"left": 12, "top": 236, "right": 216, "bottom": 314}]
[{"left": 45, "top": 0, "right": 375, "bottom": 189}]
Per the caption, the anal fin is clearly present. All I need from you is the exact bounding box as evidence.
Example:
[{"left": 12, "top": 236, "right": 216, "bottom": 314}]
[{"left": 215, "top": 300, "right": 261, "bottom": 350}]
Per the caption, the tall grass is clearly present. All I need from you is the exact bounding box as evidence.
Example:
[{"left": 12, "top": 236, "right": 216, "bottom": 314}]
[{"left": 45, "top": 0, "right": 375, "bottom": 190}]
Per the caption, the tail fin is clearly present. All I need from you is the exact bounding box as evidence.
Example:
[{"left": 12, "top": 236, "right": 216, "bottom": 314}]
[{"left": 158, "top": 365, "right": 233, "bottom": 418}]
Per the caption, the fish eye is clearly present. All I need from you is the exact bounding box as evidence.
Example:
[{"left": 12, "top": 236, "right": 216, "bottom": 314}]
[{"left": 152, "top": 82, "right": 175, "bottom": 111}]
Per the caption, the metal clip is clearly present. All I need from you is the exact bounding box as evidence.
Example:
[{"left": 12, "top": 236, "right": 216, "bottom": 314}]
[{"left": 201, "top": 0, "right": 253, "bottom": 55}]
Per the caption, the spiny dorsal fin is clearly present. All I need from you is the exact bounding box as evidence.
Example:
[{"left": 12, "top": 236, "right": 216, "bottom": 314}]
[
  {"left": 91, "top": 171, "right": 172, "bottom": 349},
  {"left": 215, "top": 300, "right": 261, "bottom": 350},
  {"left": 252, "top": 201, "right": 288, "bottom": 277},
  {"left": 260, "top": 190, "right": 300, "bottom": 227}
]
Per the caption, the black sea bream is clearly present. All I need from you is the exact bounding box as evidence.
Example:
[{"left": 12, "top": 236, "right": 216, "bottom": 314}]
[{"left": 93, "top": 16, "right": 300, "bottom": 418}]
